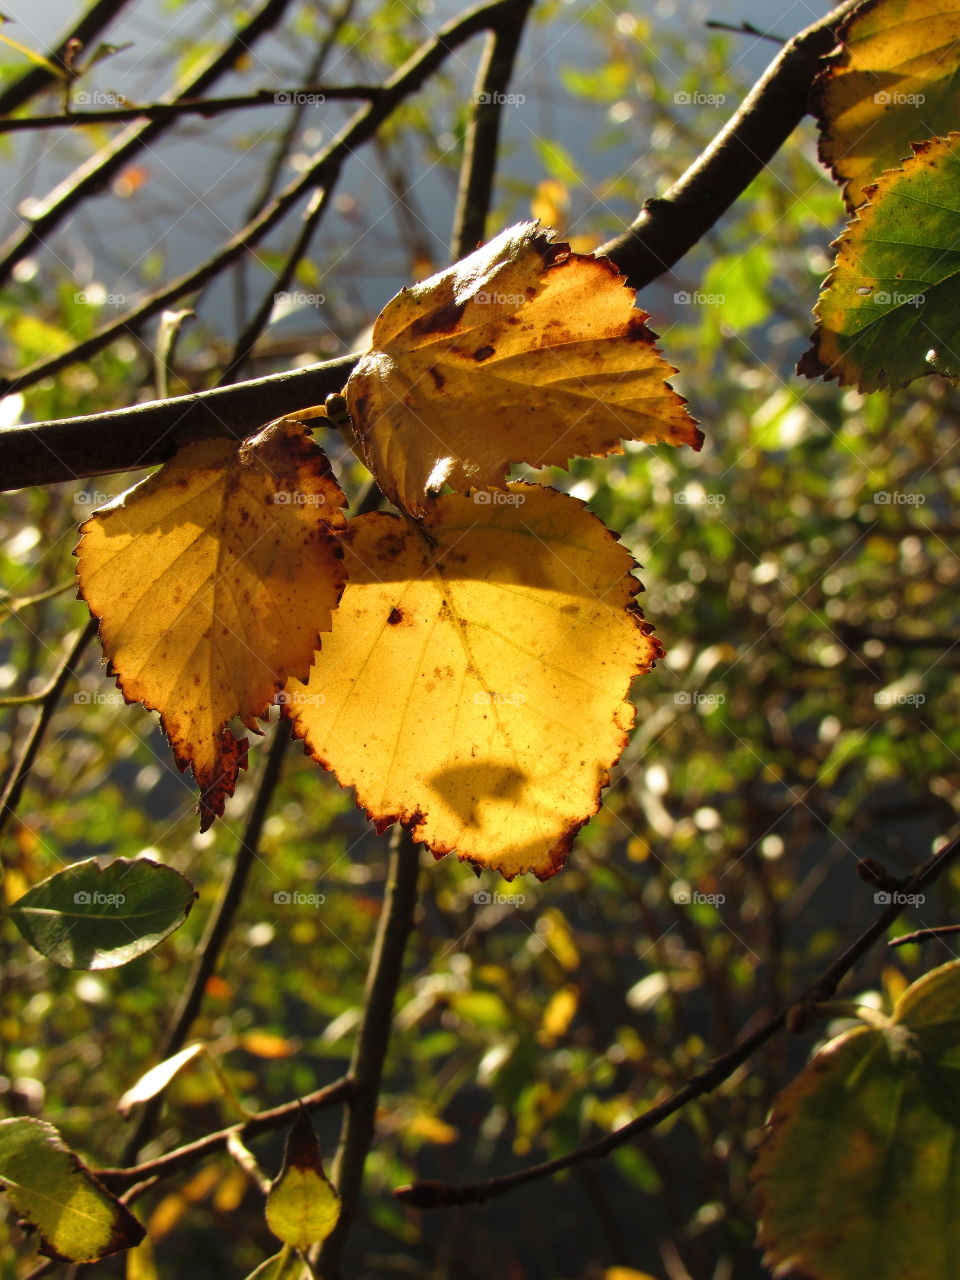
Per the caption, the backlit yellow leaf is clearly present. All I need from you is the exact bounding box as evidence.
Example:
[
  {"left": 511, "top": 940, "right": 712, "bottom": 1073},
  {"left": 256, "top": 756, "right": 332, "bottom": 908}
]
[
  {"left": 265, "top": 1111, "right": 340, "bottom": 1250},
  {"left": 344, "top": 221, "right": 700, "bottom": 516},
  {"left": 813, "top": 0, "right": 960, "bottom": 209},
  {"left": 537, "top": 984, "right": 579, "bottom": 1045},
  {"left": 76, "top": 421, "right": 347, "bottom": 828},
  {"left": 285, "top": 484, "right": 662, "bottom": 880}
]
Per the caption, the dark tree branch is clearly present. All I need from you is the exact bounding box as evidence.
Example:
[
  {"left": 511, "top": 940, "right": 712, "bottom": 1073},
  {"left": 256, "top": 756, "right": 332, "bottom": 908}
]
[
  {"left": 395, "top": 829, "right": 960, "bottom": 1208},
  {"left": 889, "top": 923, "right": 960, "bottom": 948},
  {"left": 121, "top": 721, "right": 293, "bottom": 1163},
  {"left": 314, "top": 829, "right": 421, "bottom": 1277},
  {"left": 0, "top": 0, "right": 131, "bottom": 117},
  {"left": 0, "top": 0, "right": 296, "bottom": 286},
  {"left": 0, "top": 84, "right": 381, "bottom": 131},
  {"left": 96, "top": 1075, "right": 355, "bottom": 1193},
  {"left": 0, "top": 619, "right": 97, "bottom": 843},
  {"left": 0, "top": 353, "right": 358, "bottom": 492},
  {"left": 450, "top": 0, "right": 534, "bottom": 260},
  {"left": 599, "top": 0, "right": 864, "bottom": 289}
]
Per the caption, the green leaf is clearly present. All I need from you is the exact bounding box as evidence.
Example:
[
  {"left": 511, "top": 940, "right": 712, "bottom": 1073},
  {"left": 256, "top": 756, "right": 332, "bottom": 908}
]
[
  {"left": 0, "top": 1118, "right": 144, "bottom": 1262},
  {"left": 754, "top": 960, "right": 960, "bottom": 1280},
  {"left": 799, "top": 133, "right": 960, "bottom": 391},
  {"left": 265, "top": 1110, "right": 340, "bottom": 1250},
  {"left": 8, "top": 856, "right": 197, "bottom": 969}
]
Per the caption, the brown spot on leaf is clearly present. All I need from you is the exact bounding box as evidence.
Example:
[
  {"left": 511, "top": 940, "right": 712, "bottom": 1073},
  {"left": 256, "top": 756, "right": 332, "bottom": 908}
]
[
  {"left": 473, "top": 345, "right": 495, "bottom": 362},
  {"left": 387, "top": 607, "right": 403, "bottom": 625}
]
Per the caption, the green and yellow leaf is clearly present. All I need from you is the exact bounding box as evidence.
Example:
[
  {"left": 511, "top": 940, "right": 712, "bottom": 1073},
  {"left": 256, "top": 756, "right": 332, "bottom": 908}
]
[{"left": 264, "top": 1110, "right": 340, "bottom": 1250}]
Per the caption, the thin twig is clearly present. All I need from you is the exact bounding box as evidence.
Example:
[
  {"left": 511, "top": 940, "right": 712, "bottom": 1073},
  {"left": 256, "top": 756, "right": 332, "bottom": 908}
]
[
  {"left": 0, "top": 0, "right": 517, "bottom": 398},
  {"left": 0, "top": 0, "right": 130, "bottom": 116},
  {"left": 598, "top": 0, "right": 863, "bottom": 289},
  {"left": 313, "top": 829, "right": 421, "bottom": 1277},
  {"left": 395, "top": 829, "right": 960, "bottom": 1208},
  {"left": 704, "top": 20, "right": 786, "bottom": 44},
  {"left": 0, "top": 618, "right": 98, "bottom": 844},
  {"left": 889, "top": 923, "right": 960, "bottom": 948},
  {"left": 120, "top": 720, "right": 293, "bottom": 1163},
  {"left": 0, "top": 0, "right": 296, "bottom": 286},
  {"left": 0, "top": 84, "right": 381, "bottom": 131},
  {"left": 450, "top": 0, "right": 534, "bottom": 260},
  {"left": 96, "top": 1076, "right": 355, "bottom": 1193}
]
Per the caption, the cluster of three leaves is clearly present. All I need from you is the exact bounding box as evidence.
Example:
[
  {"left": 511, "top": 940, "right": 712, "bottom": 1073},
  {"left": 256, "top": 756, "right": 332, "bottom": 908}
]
[{"left": 76, "top": 223, "right": 701, "bottom": 881}]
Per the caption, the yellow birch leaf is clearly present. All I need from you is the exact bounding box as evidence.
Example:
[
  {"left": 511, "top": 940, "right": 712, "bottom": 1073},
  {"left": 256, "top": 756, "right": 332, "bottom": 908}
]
[
  {"left": 284, "top": 484, "right": 662, "bottom": 880},
  {"left": 813, "top": 0, "right": 960, "bottom": 209},
  {"left": 76, "top": 421, "right": 347, "bottom": 828},
  {"left": 537, "top": 985, "right": 579, "bottom": 1045},
  {"left": 344, "top": 221, "right": 700, "bottom": 516}
]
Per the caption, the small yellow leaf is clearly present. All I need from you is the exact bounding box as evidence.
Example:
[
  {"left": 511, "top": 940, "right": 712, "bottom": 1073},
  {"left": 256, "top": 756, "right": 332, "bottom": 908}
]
[
  {"left": 118, "top": 1043, "right": 205, "bottom": 1116},
  {"left": 125, "top": 1236, "right": 159, "bottom": 1280},
  {"left": 265, "top": 1110, "right": 340, "bottom": 1250},
  {"left": 539, "top": 907, "right": 580, "bottom": 970},
  {"left": 240, "top": 1031, "right": 298, "bottom": 1059},
  {"left": 537, "top": 985, "right": 579, "bottom": 1045},
  {"left": 344, "top": 221, "right": 700, "bottom": 515},
  {"left": 76, "top": 421, "right": 347, "bottom": 828},
  {"left": 285, "top": 485, "right": 662, "bottom": 879}
]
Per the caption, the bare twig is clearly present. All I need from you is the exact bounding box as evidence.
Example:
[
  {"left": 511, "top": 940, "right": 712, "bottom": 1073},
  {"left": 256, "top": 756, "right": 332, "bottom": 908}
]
[
  {"left": 889, "top": 923, "right": 960, "bottom": 948},
  {"left": 0, "top": 84, "right": 381, "bottom": 131},
  {"left": 599, "top": 0, "right": 863, "bottom": 289},
  {"left": 0, "top": 0, "right": 296, "bottom": 286},
  {"left": 314, "top": 829, "right": 421, "bottom": 1277},
  {"left": 121, "top": 720, "right": 293, "bottom": 1163},
  {"left": 0, "top": 619, "right": 98, "bottom": 844},
  {"left": 96, "top": 1076, "right": 355, "bottom": 1193},
  {"left": 450, "top": 0, "right": 534, "bottom": 260},
  {"left": 0, "top": 0, "right": 131, "bottom": 117},
  {"left": 395, "top": 829, "right": 960, "bottom": 1208},
  {"left": 0, "top": 0, "right": 518, "bottom": 398}
]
